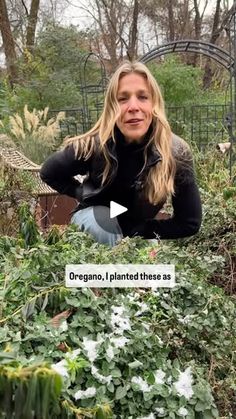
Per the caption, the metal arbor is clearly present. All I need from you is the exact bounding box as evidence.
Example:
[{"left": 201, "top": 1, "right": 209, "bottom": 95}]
[
  {"left": 228, "top": 11, "right": 236, "bottom": 181},
  {"left": 139, "top": 29, "right": 236, "bottom": 182},
  {"left": 140, "top": 40, "right": 234, "bottom": 70},
  {"left": 78, "top": 33, "right": 236, "bottom": 180},
  {"left": 79, "top": 52, "right": 107, "bottom": 132},
  {"left": 54, "top": 52, "right": 108, "bottom": 139}
]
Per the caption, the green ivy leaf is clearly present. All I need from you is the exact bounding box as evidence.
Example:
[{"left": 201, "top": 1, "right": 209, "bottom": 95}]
[
  {"left": 128, "top": 360, "right": 143, "bottom": 369},
  {"left": 115, "top": 385, "right": 127, "bottom": 400},
  {"left": 111, "top": 368, "right": 122, "bottom": 378}
]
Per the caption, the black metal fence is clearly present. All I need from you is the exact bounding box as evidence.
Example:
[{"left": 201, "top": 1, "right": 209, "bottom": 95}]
[
  {"left": 51, "top": 103, "right": 231, "bottom": 149},
  {"left": 167, "top": 104, "right": 231, "bottom": 149}
]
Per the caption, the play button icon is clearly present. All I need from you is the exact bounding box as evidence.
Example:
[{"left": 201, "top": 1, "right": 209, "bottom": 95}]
[
  {"left": 92, "top": 201, "right": 128, "bottom": 234},
  {"left": 110, "top": 201, "right": 128, "bottom": 218}
]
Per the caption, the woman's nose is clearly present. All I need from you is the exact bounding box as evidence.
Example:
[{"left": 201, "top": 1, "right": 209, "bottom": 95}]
[{"left": 127, "top": 96, "right": 139, "bottom": 111}]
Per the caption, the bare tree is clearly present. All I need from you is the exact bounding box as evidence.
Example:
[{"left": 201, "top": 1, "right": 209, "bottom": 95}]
[
  {"left": 3, "top": 0, "right": 67, "bottom": 53},
  {"left": 189, "top": 0, "right": 208, "bottom": 65},
  {"left": 40, "top": 0, "right": 66, "bottom": 25},
  {"left": 127, "top": 0, "right": 139, "bottom": 60},
  {"left": 203, "top": 0, "right": 222, "bottom": 88},
  {"left": 140, "top": 0, "right": 194, "bottom": 43},
  {"left": 0, "top": 0, "right": 18, "bottom": 84},
  {"left": 68, "top": 0, "right": 142, "bottom": 71},
  {"left": 193, "top": 0, "right": 209, "bottom": 40},
  {"left": 167, "top": 0, "right": 175, "bottom": 41},
  {"left": 26, "top": 0, "right": 40, "bottom": 51}
]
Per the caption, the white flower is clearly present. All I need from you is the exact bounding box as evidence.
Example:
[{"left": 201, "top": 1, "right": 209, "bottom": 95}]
[
  {"left": 131, "top": 376, "right": 152, "bottom": 393},
  {"left": 91, "top": 365, "right": 112, "bottom": 385},
  {"left": 110, "top": 305, "right": 131, "bottom": 334},
  {"left": 135, "top": 302, "right": 149, "bottom": 316},
  {"left": 111, "top": 306, "right": 125, "bottom": 315},
  {"left": 138, "top": 414, "right": 155, "bottom": 419},
  {"left": 110, "top": 336, "right": 129, "bottom": 348},
  {"left": 178, "top": 407, "right": 188, "bottom": 416},
  {"left": 155, "top": 407, "right": 165, "bottom": 416},
  {"left": 111, "top": 313, "right": 131, "bottom": 333},
  {"left": 173, "top": 367, "right": 194, "bottom": 400},
  {"left": 154, "top": 369, "right": 165, "bottom": 385},
  {"left": 51, "top": 360, "right": 68, "bottom": 378},
  {"left": 82, "top": 337, "right": 102, "bottom": 362},
  {"left": 118, "top": 317, "right": 131, "bottom": 332},
  {"left": 74, "top": 386, "right": 96, "bottom": 400},
  {"left": 178, "top": 315, "right": 193, "bottom": 325},
  {"left": 59, "top": 320, "right": 68, "bottom": 332},
  {"left": 106, "top": 345, "right": 115, "bottom": 360}
]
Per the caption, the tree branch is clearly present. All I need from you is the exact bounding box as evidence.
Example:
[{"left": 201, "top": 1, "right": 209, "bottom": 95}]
[{"left": 20, "top": 0, "right": 29, "bottom": 17}]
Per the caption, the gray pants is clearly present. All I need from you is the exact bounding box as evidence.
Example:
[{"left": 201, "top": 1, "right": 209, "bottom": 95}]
[{"left": 71, "top": 206, "right": 123, "bottom": 247}]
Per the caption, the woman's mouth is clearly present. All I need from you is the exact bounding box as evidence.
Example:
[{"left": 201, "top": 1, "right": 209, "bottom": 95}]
[{"left": 126, "top": 119, "right": 143, "bottom": 125}]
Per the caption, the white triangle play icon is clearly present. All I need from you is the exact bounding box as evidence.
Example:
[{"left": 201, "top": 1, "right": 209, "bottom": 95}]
[{"left": 110, "top": 201, "right": 128, "bottom": 218}]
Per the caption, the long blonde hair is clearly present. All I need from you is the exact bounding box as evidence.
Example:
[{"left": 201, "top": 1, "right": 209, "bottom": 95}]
[{"left": 65, "top": 61, "right": 176, "bottom": 204}]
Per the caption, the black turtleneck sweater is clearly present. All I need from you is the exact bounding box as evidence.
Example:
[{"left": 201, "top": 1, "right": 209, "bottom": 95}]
[
  {"left": 92, "top": 131, "right": 157, "bottom": 234},
  {"left": 40, "top": 130, "right": 202, "bottom": 240},
  {"left": 98, "top": 135, "right": 146, "bottom": 201}
]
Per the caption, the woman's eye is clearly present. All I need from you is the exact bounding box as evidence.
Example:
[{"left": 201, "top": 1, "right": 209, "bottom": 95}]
[{"left": 117, "top": 95, "right": 149, "bottom": 102}]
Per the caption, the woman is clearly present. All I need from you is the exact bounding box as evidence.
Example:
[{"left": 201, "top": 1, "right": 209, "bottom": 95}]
[{"left": 40, "top": 61, "right": 202, "bottom": 247}]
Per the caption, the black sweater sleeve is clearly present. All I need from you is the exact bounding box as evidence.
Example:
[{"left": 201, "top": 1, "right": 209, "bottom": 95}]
[
  {"left": 130, "top": 153, "right": 202, "bottom": 240},
  {"left": 40, "top": 144, "right": 89, "bottom": 200}
]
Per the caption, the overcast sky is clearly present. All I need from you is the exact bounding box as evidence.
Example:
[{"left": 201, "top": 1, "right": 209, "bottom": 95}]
[
  {"left": 59, "top": 0, "right": 235, "bottom": 56},
  {"left": 61, "top": 0, "right": 234, "bottom": 29}
]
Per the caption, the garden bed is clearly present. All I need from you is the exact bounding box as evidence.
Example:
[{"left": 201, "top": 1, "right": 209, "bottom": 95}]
[
  {"left": 0, "top": 185, "right": 236, "bottom": 418},
  {"left": 0, "top": 145, "right": 236, "bottom": 418}
]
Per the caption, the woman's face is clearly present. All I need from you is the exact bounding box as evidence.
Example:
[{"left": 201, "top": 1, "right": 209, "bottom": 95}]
[{"left": 116, "top": 73, "right": 153, "bottom": 143}]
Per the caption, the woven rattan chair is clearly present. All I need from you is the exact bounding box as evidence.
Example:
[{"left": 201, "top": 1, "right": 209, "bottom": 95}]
[
  {"left": 0, "top": 146, "right": 57, "bottom": 196},
  {"left": 0, "top": 142, "right": 84, "bottom": 228}
]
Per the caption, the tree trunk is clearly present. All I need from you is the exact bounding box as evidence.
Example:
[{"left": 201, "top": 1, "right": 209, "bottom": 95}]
[
  {"left": 167, "top": 0, "right": 175, "bottom": 41},
  {"left": 98, "top": 0, "right": 120, "bottom": 70},
  {"left": 193, "top": 0, "right": 201, "bottom": 40},
  {"left": 203, "top": 0, "right": 221, "bottom": 89},
  {"left": 192, "top": 0, "right": 202, "bottom": 66},
  {"left": 127, "top": 0, "right": 139, "bottom": 60},
  {"left": 26, "top": 0, "right": 40, "bottom": 52},
  {"left": 0, "top": 0, "right": 18, "bottom": 85}
]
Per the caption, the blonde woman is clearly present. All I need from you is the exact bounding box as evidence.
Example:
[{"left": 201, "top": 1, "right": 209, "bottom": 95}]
[{"left": 40, "top": 61, "right": 202, "bottom": 246}]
